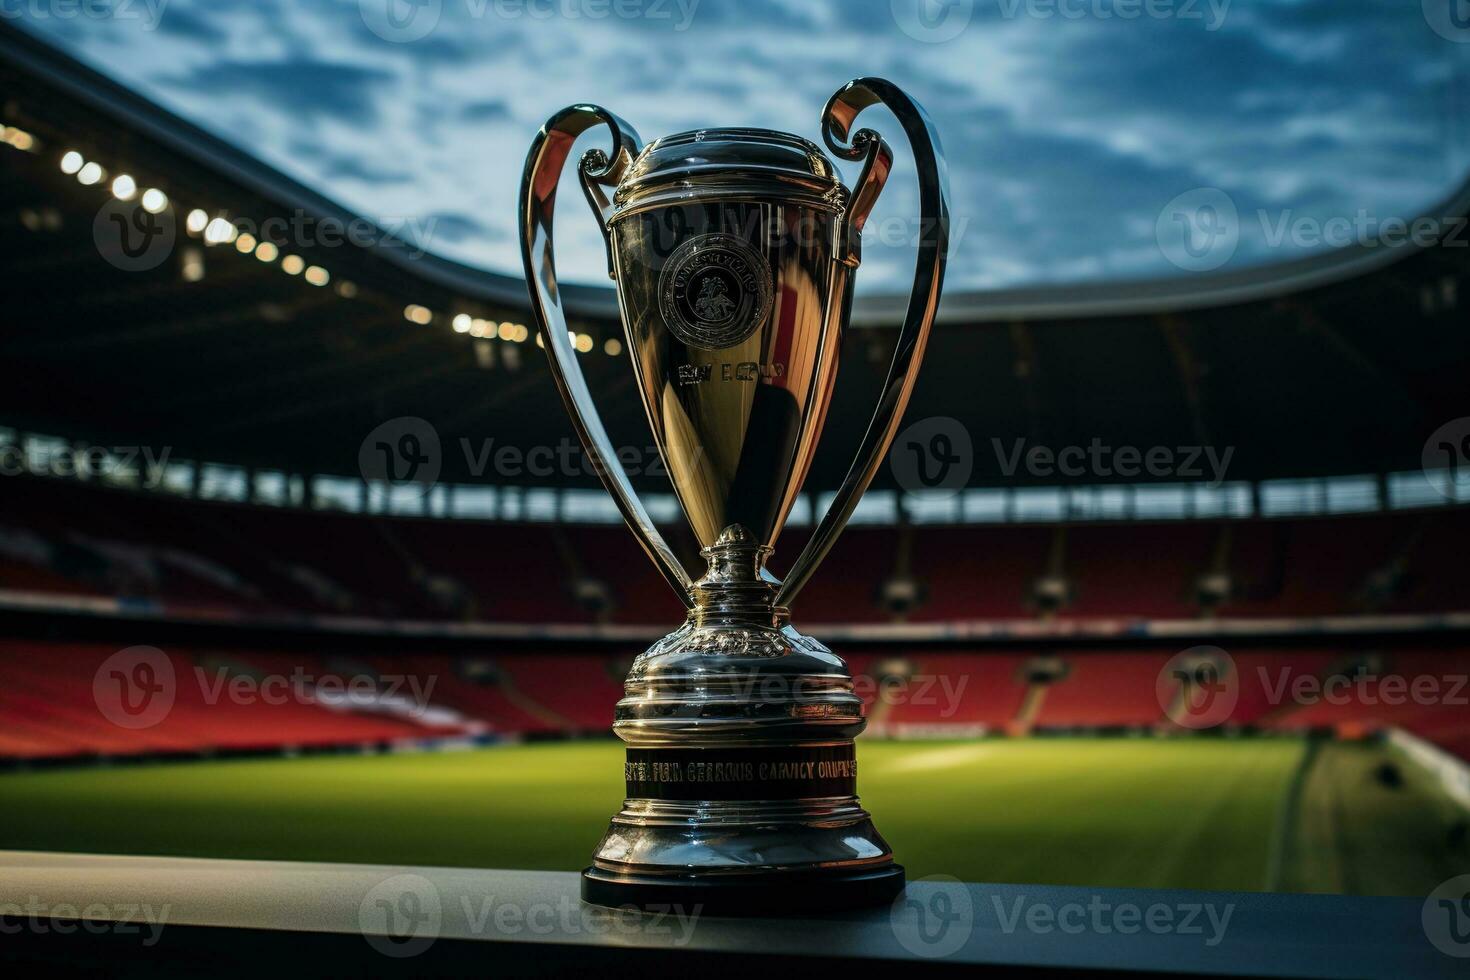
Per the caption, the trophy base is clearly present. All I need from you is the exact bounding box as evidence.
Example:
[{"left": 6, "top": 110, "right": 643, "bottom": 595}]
[
  {"left": 586, "top": 526, "right": 904, "bottom": 916},
  {"left": 580, "top": 864, "right": 905, "bottom": 915}
]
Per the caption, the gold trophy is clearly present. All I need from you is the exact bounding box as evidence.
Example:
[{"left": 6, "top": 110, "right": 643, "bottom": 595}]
[{"left": 519, "top": 78, "right": 948, "bottom": 911}]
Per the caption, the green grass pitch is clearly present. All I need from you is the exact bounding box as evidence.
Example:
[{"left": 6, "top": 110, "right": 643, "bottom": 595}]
[{"left": 0, "top": 737, "right": 1462, "bottom": 896}]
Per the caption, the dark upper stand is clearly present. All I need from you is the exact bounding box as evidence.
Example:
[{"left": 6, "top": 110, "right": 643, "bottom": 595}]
[{"left": 0, "top": 851, "right": 1459, "bottom": 978}]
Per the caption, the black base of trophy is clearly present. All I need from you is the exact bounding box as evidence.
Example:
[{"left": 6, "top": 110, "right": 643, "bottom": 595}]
[{"left": 580, "top": 864, "right": 905, "bottom": 915}]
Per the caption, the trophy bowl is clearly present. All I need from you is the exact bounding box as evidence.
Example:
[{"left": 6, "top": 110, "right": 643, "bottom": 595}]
[{"left": 520, "top": 78, "right": 949, "bottom": 913}]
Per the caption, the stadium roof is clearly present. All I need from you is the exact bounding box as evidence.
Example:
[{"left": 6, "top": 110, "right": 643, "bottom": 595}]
[{"left": 2, "top": 21, "right": 1468, "bottom": 492}]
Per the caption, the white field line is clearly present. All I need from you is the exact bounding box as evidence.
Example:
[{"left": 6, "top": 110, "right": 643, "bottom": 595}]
[{"left": 876, "top": 744, "right": 996, "bottom": 775}]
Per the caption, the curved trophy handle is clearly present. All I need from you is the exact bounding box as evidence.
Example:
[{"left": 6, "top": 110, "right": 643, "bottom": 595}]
[
  {"left": 775, "top": 78, "right": 950, "bottom": 609},
  {"left": 520, "top": 105, "right": 695, "bottom": 607}
]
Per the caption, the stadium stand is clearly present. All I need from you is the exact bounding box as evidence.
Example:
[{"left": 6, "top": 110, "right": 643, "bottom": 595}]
[
  {"left": 0, "top": 642, "right": 477, "bottom": 760},
  {"left": 2, "top": 475, "right": 1466, "bottom": 625},
  {"left": 4, "top": 640, "right": 1466, "bottom": 765},
  {"left": 875, "top": 652, "right": 1032, "bottom": 733},
  {"left": 1029, "top": 652, "right": 1174, "bottom": 728}
]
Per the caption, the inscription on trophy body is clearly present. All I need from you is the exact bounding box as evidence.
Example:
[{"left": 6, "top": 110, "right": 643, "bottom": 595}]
[
  {"left": 675, "top": 361, "right": 787, "bottom": 385},
  {"left": 624, "top": 745, "right": 859, "bottom": 801}
]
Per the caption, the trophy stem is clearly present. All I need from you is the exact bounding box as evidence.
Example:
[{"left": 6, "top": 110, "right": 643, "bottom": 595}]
[{"left": 581, "top": 523, "right": 904, "bottom": 913}]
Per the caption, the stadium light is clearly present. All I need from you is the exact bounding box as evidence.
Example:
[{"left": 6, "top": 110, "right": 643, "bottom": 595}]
[
  {"left": 1, "top": 126, "right": 34, "bottom": 151},
  {"left": 204, "top": 217, "right": 237, "bottom": 245},
  {"left": 59, "top": 150, "right": 83, "bottom": 175},
  {"left": 181, "top": 247, "right": 205, "bottom": 282}
]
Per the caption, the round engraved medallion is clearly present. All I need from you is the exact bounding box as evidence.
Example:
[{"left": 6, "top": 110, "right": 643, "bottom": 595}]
[{"left": 658, "top": 233, "right": 772, "bottom": 350}]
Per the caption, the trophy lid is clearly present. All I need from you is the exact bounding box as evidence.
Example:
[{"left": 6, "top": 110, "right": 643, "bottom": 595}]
[{"left": 608, "top": 128, "right": 846, "bottom": 223}]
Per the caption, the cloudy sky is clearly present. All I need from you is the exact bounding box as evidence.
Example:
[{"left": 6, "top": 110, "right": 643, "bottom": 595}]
[{"left": 17, "top": 0, "right": 1470, "bottom": 293}]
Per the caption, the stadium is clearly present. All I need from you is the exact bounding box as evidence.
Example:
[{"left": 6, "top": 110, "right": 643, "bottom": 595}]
[{"left": 0, "top": 4, "right": 1468, "bottom": 976}]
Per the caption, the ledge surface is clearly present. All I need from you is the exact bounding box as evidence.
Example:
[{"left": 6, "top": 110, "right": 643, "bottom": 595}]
[{"left": 0, "top": 851, "right": 1459, "bottom": 977}]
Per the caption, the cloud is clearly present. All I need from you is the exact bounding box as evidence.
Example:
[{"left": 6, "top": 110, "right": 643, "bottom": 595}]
[
  {"left": 422, "top": 212, "right": 502, "bottom": 244},
  {"left": 159, "top": 57, "right": 395, "bottom": 126},
  {"left": 459, "top": 100, "right": 511, "bottom": 122},
  {"left": 14, "top": 0, "right": 1467, "bottom": 291}
]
